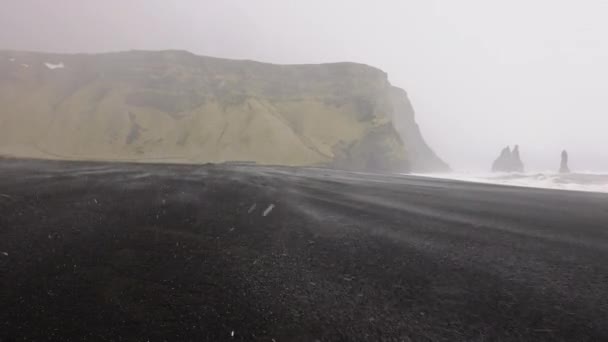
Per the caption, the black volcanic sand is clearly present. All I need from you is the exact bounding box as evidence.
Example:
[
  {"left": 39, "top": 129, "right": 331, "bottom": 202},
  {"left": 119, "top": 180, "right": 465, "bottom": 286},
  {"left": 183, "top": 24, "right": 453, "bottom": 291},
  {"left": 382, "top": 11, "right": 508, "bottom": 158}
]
[{"left": 1, "top": 159, "right": 608, "bottom": 341}]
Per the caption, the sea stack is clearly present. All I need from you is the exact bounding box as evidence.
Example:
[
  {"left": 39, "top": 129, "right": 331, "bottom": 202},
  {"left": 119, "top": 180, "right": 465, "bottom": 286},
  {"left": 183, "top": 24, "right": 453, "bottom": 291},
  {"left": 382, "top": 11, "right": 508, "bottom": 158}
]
[
  {"left": 492, "top": 145, "right": 525, "bottom": 172},
  {"left": 559, "top": 150, "right": 571, "bottom": 173},
  {"left": 511, "top": 145, "right": 524, "bottom": 172}
]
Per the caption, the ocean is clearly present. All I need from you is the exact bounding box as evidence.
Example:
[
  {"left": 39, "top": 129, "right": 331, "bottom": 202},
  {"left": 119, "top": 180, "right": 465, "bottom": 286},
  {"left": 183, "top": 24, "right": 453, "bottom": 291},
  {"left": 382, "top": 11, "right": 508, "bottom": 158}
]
[{"left": 414, "top": 172, "right": 608, "bottom": 193}]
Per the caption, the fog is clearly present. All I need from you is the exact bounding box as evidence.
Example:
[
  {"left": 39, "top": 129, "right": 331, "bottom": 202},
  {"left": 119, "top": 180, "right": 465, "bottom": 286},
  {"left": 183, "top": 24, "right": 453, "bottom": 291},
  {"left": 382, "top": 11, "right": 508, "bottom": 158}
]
[{"left": 1, "top": 0, "right": 607, "bottom": 171}]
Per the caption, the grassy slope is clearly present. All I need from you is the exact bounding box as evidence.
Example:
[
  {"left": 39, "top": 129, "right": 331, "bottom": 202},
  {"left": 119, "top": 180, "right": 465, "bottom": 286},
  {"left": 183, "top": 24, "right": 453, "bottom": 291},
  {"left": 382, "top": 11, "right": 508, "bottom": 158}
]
[{"left": 0, "top": 50, "right": 443, "bottom": 172}]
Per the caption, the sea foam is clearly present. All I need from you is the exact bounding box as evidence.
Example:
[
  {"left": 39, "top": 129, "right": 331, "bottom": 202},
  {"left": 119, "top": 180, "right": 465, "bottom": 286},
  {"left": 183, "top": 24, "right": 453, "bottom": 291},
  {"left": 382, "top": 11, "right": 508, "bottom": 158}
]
[{"left": 413, "top": 172, "right": 608, "bottom": 193}]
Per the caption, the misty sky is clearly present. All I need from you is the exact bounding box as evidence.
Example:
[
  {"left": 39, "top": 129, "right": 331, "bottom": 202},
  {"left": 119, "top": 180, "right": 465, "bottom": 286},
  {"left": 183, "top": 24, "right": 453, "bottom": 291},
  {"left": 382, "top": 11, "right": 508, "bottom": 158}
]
[{"left": 1, "top": 0, "right": 607, "bottom": 171}]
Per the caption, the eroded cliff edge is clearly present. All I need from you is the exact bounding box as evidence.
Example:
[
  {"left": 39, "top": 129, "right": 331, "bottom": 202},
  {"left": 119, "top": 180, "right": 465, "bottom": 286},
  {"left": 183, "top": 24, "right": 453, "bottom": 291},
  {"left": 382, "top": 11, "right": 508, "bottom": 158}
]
[{"left": 0, "top": 50, "right": 447, "bottom": 173}]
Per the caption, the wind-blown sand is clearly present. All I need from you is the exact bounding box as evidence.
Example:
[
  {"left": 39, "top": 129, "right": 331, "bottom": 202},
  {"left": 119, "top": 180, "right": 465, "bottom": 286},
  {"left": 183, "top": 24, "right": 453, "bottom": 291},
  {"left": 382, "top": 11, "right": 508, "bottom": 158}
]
[{"left": 1, "top": 159, "right": 608, "bottom": 341}]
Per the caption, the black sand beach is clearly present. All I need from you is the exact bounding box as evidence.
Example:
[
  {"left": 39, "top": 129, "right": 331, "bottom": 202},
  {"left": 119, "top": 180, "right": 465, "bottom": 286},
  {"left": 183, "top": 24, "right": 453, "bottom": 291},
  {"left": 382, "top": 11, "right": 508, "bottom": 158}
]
[{"left": 1, "top": 159, "right": 607, "bottom": 341}]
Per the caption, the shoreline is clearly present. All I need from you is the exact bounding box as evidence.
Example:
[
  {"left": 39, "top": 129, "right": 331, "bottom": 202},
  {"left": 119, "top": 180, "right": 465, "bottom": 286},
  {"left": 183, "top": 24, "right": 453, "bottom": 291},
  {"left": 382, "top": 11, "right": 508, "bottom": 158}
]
[{"left": 1, "top": 159, "right": 607, "bottom": 340}]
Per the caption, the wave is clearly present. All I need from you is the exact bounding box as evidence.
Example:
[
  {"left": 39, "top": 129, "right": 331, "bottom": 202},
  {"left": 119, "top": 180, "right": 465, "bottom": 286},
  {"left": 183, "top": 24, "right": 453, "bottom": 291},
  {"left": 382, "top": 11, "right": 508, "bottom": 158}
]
[{"left": 413, "top": 172, "right": 608, "bottom": 194}]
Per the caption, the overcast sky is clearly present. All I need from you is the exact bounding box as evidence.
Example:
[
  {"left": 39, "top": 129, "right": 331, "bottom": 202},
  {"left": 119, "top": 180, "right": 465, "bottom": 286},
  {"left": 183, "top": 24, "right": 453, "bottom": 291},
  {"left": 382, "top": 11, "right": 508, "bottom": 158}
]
[{"left": 1, "top": 0, "right": 607, "bottom": 171}]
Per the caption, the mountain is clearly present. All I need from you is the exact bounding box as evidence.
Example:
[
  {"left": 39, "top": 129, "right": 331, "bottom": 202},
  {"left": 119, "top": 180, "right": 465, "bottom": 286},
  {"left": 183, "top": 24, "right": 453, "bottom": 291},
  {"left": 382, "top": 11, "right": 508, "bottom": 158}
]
[{"left": 0, "top": 50, "right": 447, "bottom": 173}]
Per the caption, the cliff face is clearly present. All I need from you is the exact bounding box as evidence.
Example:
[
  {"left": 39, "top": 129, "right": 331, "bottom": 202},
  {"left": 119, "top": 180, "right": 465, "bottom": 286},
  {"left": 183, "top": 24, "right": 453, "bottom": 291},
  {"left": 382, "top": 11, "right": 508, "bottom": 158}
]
[
  {"left": 0, "top": 50, "right": 446, "bottom": 173},
  {"left": 388, "top": 87, "right": 450, "bottom": 172}
]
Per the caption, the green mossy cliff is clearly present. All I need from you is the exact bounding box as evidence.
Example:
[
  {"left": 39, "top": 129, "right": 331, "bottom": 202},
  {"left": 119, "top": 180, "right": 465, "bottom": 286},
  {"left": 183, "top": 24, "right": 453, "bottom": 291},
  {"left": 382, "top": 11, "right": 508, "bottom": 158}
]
[{"left": 0, "top": 50, "right": 447, "bottom": 172}]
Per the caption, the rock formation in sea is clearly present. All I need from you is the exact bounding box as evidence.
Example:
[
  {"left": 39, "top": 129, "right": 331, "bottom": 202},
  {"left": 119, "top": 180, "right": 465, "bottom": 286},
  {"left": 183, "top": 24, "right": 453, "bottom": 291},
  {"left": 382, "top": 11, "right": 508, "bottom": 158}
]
[
  {"left": 511, "top": 145, "right": 525, "bottom": 172},
  {"left": 492, "top": 145, "right": 524, "bottom": 172},
  {"left": 0, "top": 50, "right": 448, "bottom": 173},
  {"left": 559, "top": 150, "right": 571, "bottom": 173},
  {"left": 492, "top": 146, "right": 512, "bottom": 172}
]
